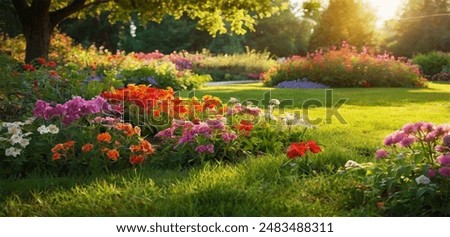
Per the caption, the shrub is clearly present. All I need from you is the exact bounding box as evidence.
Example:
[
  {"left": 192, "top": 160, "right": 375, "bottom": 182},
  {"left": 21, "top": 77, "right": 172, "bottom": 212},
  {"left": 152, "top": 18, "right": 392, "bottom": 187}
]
[
  {"left": 344, "top": 122, "right": 450, "bottom": 216},
  {"left": 192, "top": 48, "right": 276, "bottom": 81},
  {"left": 263, "top": 43, "right": 427, "bottom": 88},
  {"left": 413, "top": 51, "right": 450, "bottom": 77}
]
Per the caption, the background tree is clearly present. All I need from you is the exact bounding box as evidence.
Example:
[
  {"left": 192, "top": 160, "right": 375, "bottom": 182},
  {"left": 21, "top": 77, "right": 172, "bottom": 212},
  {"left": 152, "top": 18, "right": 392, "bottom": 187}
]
[
  {"left": 8, "top": 0, "right": 285, "bottom": 62},
  {"left": 388, "top": 0, "right": 450, "bottom": 57},
  {"left": 309, "top": 0, "right": 377, "bottom": 50}
]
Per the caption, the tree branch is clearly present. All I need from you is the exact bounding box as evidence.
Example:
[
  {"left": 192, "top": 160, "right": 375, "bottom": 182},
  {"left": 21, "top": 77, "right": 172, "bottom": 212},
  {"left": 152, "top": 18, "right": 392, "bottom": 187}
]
[{"left": 50, "top": 0, "right": 110, "bottom": 27}]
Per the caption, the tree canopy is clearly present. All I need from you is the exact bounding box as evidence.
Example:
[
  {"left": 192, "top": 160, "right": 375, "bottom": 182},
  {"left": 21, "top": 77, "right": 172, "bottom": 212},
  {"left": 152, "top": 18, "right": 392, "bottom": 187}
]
[
  {"left": 309, "top": 0, "right": 377, "bottom": 50},
  {"left": 388, "top": 0, "right": 450, "bottom": 56},
  {"left": 9, "top": 0, "right": 286, "bottom": 62}
]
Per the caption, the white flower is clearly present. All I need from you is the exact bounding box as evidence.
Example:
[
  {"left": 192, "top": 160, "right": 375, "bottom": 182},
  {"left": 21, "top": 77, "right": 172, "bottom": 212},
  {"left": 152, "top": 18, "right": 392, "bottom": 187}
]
[
  {"left": 219, "top": 117, "right": 227, "bottom": 124},
  {"left": 5, "top": 147, "right": 22, "bottom": 157},
  {"left": 228, "top": 97, "right": 239, "bottom": 104},
  {"left": 415, "top": 175, "right": 431, "bottom": 185},
  {"left": 10, "top": 134, "right": 22, "bottom": 145},
  {"left": 269, "top": 99, "right": 280, "bottom": 106},
  {"left": 37, "top": 125, "right": 50, "bottom": 134},
  {"left": 24, "top": 117, "right": 36, "bottom": 125},
  {"left": 19, "top": 138, "right": 30, "bottom": 148},
  {"left": 345, "top": 160, "right": 360, "bottom": 169},
  {"left": 0, "top": 137, "right": 7, "bottom": 142},
  {"left": 6, "top": 124, "right": 22, "bottom": 135},
  {"left": 47, "top": 125, "right": 59, "bottom": 134}
]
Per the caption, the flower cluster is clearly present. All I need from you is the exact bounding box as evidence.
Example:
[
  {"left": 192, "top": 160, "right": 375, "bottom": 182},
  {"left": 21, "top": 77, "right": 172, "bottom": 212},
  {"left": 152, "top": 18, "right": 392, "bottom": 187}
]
[
  {"left": 50, "top": 122, "right": 154, "bottom": 166},
  {"left": 0, "top": 118, "right": 35, "bottom": 157},
  {"left": 34, "top": 96, "right": 111, "bottom": 125},
  {"left": 276, "top": 78, "right": 329, "bottom": 89},
  {"left": 287, "top": 140, "right": 322, "bottom": 159}
]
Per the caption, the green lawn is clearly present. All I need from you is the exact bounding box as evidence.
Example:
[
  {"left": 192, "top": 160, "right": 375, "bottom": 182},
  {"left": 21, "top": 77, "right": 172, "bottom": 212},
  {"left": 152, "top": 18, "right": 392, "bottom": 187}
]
[{"left": 1, "top": 82, "right": 449, "bottom": 216}]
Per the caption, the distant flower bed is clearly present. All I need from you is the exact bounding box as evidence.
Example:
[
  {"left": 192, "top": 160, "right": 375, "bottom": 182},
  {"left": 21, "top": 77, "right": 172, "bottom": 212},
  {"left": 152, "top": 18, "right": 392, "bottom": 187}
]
[
  {"left": 263, "top": 42, "right": 427, "bottom": 88},
  {"left": 276, "top": 78, "right": 329, "bottom": 89}
]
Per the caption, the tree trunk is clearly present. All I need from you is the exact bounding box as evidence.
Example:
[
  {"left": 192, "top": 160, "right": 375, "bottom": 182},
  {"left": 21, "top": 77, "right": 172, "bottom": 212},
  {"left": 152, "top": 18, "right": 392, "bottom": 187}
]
[
  {"left": 13, "top": 0, "right": 53, "bottom": 63},
  {"left": 23, "top": 15, "right": 52, "bottom": 63}
]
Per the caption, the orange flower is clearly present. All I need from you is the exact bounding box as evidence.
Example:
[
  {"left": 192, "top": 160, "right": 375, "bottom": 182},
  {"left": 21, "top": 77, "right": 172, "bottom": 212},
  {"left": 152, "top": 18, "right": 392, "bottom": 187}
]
[
  {"left": 115, "top": 141, "right": 122, "bottom": 147},
  {"left": 63, "top": 140, "right": 75, "bottom": 149},
  {"left": 52, "top": 152, "right": 61, "bottom": 160},
  {"left": 101, "top": 147, "right": 109, "bottom": 153},
  {"left": 81, "top": 143, "right": 94, "bottom": 153},
  {"left": 106, "top": 149, "right": 120, "bottom": 161},
  {"left": 51, "top": 143, "right": 64, "bottom": 153},
  {"left": 97, "top": 132, "right": 112, "bottom": 143},
  {"left": 134, "top": 126, "right": 141, "bottom": 136},
  {"left": 130, "top": 145, "right": 140, "bottom": 152},
  {"left": 139, "top": 140, "right": 155, "bottom": 154},
  {"left": 130, "top": 155, "right": 144, "bottom": 165}
]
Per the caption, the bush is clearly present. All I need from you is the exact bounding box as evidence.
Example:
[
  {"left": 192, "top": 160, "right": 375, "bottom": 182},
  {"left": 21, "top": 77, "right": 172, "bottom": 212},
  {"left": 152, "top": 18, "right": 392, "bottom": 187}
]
[
  {"left": 263, "top": 43, "right": 427, "bottom": 88},
  {"left": 192, "top": 48, "right": 276, "bottom": 81},
  {"left": 412, "top": 51, "right": 450, "bottom": 77},
  {"left": 344, "top": 122, "right": 450, "bottom": 216}
]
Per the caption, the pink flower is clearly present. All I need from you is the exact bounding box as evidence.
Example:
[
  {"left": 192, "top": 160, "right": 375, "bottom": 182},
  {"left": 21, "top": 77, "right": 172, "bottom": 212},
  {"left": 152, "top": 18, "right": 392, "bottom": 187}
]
[
  {"left": 392, "top": 131, "right": 406, "bottom": 144},
  {"left": 420, "top": 123, "right": 434, "bottom": 133},
  {"left": 428, "top": 168, "right": 436, "bottom": 178},
  {"left": 402, "top": 123, "right": 415, "bottom": 134},
  {"left": 384, "top": 135, "right": 394, "bottom": 146},
  {"left": 195, "top": 144, "right": 214, "bottom": 154},
  {"left": 222, "top": 132, "right": 238, "bottom": 143},
  {"left": 424, "top": 131, "right": 438, "bottom": 142},
  {"left": 375, "top": 149, "right": 389, "bottom": 160},
  {"left": 399, "top": 136, "right": 415, "bottom": 147},
  {"left": 435, "top": 145, "right": 447, "bottom": 153},
  {"left": 438, "top": 167, "right": 450, "bottom": 177},
  {"left": 437, "top": 154, "right": 450, "bottom": 166}
]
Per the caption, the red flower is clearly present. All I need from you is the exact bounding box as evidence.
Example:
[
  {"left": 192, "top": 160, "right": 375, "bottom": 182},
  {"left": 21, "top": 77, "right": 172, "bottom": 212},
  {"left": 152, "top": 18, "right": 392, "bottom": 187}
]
[
  {"left": 46, "top": 61, "right": 57, "bottom": 67},
  {"left": 307, "top": 140, "right": 321, "bottom": 153},
  {"left": 22, "top": 64, "right": 35, "bottom": 71},
  {"left": 36, "top": 57, "right": 46, "bottom": 65},
  {"left": 238, "top": 120, "right": 254, "bottom": 136},
  {"left": 287, "top": 142, "right": 308, "bottom": 159},
  {"left": 130, "top": 155, "right": 144, "bottom": 165}
]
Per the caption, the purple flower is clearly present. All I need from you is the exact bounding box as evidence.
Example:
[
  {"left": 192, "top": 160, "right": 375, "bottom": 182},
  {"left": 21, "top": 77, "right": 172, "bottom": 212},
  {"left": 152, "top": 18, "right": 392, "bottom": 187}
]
[
  {"left": 438, "top": 167, "right": 450, "bottom": 177},
  {"left": 437, "top": 154, "right": 450, "bottom": 166},
  {"left": 399, "top": 136, "right": 415, "bottom": 147},
  {"left": 420, "top": 123, "right": 434, "bottom": 133},
  {"left": 155, "top": 127, "right": 176, "bottom": 139},
  {"left": 375, "top": 149, "right": 389, "bottom": 160},
  {"left": 206, "top": 119, "right": 225, "bottom": 130},
  {"left": 412, "top": 122, "right": 424, "bottom": 133},
  {"left": 443, "top": 135, "right": 450, "bottom": 147},
  {"left": 222, "top": 131, "right": 238, "bottom": 143},
  {"left": 276, "top": 78, "right": 329, "bottom": 89},
  {"left": 33, "top": 100, "right": 51, "bottom": 117},
  {"left": 195, "top": 144, "right": 214, "bottom": 154},
  {"left": 191, "top": 122, "right": 212, "bottom": 138}
]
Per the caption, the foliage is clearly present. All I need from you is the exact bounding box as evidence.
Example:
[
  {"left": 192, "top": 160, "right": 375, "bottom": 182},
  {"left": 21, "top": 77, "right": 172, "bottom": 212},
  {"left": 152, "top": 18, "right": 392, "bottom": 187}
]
[
  {"left": 192, "top": 49, "right": 276, "bottom": 81},
  {"left": 263, "top": 42, "right": 427, "bottom": 88},
  {"left": 309, "top": 0, "right": 377, "bottom": 50},
  {"left": 412, "top": 51, "right": 450, "bottom": 77},
  {"left": 388, "top": 0, "right": 450, "bottom": 57},
  {"left": 344, "top": 122, "right": 450, "bottom": 216}
]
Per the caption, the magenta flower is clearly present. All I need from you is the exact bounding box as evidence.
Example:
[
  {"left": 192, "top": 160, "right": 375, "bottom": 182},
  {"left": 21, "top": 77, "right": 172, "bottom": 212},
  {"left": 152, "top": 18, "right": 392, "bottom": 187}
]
[
  {"left": 437, "top": 154, "right": 450, "bottom": 166},
  {"left": 438, "top": 167, "right": 450, "bottom": 177},
  {"left": 392, "top": 131, "right": 406, "bottom": 144},
  {"left": 428, "top": 168, "right": 436, "bottom": 178},
  {"left": 222, "top": 131, "right": 238, "bottom": 143},
  {"left": 399, "top": 136, "right": 415, "bottom": 147},
  {"left": 375, "top": 149, "right": 389, "bottom": 160},
  {"left": 195, "top": 144, "right": 215, "bottom": 154},
  {"left": 424, "top": 131, "right": 438, "bottom": 142},
  {"left": 383, "top": 135, "right": 394, "bottom": 146}
]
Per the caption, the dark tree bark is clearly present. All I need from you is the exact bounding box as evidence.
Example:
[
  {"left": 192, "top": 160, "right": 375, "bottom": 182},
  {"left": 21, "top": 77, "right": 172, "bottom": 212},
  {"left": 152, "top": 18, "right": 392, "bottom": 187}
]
[{"left": 11, "top": 0, "right": 100, "bottom": 63}]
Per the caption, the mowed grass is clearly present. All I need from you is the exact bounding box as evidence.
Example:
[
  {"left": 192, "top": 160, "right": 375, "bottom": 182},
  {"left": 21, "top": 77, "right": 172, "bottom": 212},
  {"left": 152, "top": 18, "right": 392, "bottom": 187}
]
[{"left": 1, "top": 82, "right": 449, "bottom": 216}]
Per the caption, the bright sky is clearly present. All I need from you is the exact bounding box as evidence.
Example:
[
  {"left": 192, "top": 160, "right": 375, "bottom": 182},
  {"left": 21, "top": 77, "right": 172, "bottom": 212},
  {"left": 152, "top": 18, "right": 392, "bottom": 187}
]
[{"left": 292, "top": 0, "right": 404, "bottom": 28}]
